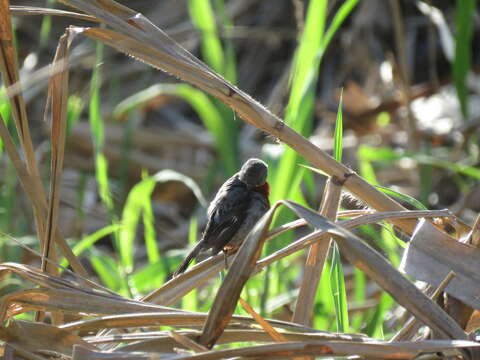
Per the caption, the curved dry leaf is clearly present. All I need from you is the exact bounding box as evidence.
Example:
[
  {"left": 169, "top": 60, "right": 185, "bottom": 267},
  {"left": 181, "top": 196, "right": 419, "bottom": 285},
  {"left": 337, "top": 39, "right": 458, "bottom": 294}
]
[
  {"left": 401, "top": 219, "right": 480, "bottom": 310},
  {"left": 1, "top": 320, "right": 96, "bottom": 357},
  {"left": 198, "top": 205, "right": 277, "bottom": 348},
  {"left": 100, "top": 329, "right": 369, "bottom": 353},
  {"left": 144, "top": 210, "right": 452, "bottom": 309},
  {"left": 0, "top": 262, "right": 120, "bottom": 296},
  {"left": 59, "top": 310, "right": 314, "bottom": 335},
  {"left": 125, "top": 340, "right": 478, "bottom": 360},
  {"left": 10, "top": 5, "right": 98, "bottom": 21},
  {"left": 281, "top": 200, "right": 467, "bottom": 340},
  {"left": 0, "top": 288, "right": 177, "bottom": 321}
]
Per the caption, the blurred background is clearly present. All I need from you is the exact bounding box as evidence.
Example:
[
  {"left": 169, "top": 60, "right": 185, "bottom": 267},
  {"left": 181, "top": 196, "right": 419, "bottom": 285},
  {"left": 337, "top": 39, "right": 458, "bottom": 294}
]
[{"left": 2, "top": 0, "right": 480, "bottom": 335}]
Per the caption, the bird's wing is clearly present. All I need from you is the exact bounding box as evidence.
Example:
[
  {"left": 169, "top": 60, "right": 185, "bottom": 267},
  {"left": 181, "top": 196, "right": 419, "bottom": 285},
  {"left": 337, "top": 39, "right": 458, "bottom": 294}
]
[{"left": 201, "top": 190, "right": 252, "bottom": 254}]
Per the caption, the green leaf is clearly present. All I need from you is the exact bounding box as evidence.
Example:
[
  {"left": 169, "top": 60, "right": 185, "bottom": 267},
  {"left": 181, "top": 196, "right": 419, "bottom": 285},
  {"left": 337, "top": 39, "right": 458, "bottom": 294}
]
[
  {"left": 60, "top": 224, "right": 122, "bottom": 268},
  {"left": 375, "top": 184, "right": 427, "bottom": 210},
  {"left": 330, "top": 242, "right": 350, "bottom": 333},
  {"left": 119, "top": 170, "right": 205, "bottom": 272},
  {"left": 453, "top": 0, "right": 476, "bottom": 118},
  {"left": 188, "top": 0, "right": 226, "bottom": 78},
  {"left": 334, "top": 89, "right": 343, "bottom": 162}
]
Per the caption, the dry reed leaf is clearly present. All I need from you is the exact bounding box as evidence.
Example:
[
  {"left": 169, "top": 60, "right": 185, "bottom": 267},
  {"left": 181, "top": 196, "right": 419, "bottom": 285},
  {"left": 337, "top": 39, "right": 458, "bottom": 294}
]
[
  {"left": 0, "top": 0, "right": 37, "bottom": 176},
  {"left": 0, "top": 262, "right": 114, "bottom": 295},
  {"left": 121, "top": 340, "right": 479, "bottom": 360},
  {"left": 281, "top": 200, "right": 467, "bottom": 340},
  {"left": 9, "top": 5, "right": 97, "bottom": 22},
  {"left": 72, "top": 344, "right": 172, "bottom": 360},
  {"left": 401, "top": 219, "right": 480, "bottom": 310},
  {"left": 102, "top": 329, "right": 369, "bottom": 353},
  {"left": 143, "top": 209, "right": 452, "bottom": 308},
  {"left": 169, "top": 331, "right": 209, "bottom": 353},
  {"left": 198, "top": 205, "right": 276, "bottom": 348},
  {"left": 238, "top": 298, "right": 289, "bottom": 343},
  {"left": 59, "top": 311, "right": 313, "bottom": 335},
  {"left": 42, "top": 28, "right": 73, "bottom": 279},
  {"left": 257, "top": 209, "right": 453, "bottom": 272},
  {"left": 141, "top": 255, "right": 226, "bottom": 306},
  {"left": 54, "top": 0, "right": 418, "bottom": 234},
  {"left": 238, "top": 299, "right": 311, "bottom": 360},
  {"left": 293, "top": 177, "right": 342, "bottom": 326},
  {"left": 0, "top": 288, "right": 179, "bottom": 321},
  {"left": 0, "top": 0, "right": 47, "bottom": 251},
  {"left": 0, "top": 4, "right": 88, "bottom": 278},
  {"left": 0, "top": 320, "right": 96, "bottom": 357},
  {"left": 391, "top": 271, "right": 456, "bottom": 342}
]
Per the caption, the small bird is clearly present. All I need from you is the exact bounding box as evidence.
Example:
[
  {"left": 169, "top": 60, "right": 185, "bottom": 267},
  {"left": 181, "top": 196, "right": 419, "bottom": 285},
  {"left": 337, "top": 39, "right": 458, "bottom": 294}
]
[{"left": 174, "top": 158, "right": 270, "bottom": 276}]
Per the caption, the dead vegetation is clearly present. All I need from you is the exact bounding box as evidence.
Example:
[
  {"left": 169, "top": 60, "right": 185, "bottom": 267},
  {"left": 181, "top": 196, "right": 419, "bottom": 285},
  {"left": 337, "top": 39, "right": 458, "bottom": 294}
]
[{"left": 1, "top": 0, "right": 480, "bottom": 359}]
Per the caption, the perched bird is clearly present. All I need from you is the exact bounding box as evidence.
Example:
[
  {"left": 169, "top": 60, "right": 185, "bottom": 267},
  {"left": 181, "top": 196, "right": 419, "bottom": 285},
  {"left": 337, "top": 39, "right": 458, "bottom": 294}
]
[{"left": 173, "top": 158, "right": 270, "bottom": 276}]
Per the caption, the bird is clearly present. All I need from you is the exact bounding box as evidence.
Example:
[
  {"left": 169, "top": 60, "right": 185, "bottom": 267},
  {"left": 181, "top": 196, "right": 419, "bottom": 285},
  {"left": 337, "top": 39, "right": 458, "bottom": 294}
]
[{"left": 173, "top": 158, "right": 270, "bottom": 277}]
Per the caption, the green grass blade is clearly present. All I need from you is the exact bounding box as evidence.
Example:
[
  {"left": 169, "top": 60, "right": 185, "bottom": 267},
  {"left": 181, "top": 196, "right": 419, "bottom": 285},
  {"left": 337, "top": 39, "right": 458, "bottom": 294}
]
[
  {"left": 374, "top": 184, "right": 427, "bottom": 210},
  {"left": 213, "top": 0, "right": 237, "bottom": 83},
  {"left": 66, "top": 95, "right": 83, "bottom": 135},
  {"left": 188, "top": 0, "right": 225, "bottom": 78},
  {"left": 90, "top": 253, "right": 124, "bottom": 292},
  {"left": 39, "top": 0, "right": 55, "bottom": 49},
  {"left": 272, "top": 0, "right": 327, "bottom": 202},
  {"left": 60, "top": 224, "right": 122, "bottom": 268},
  {"left": 119, "top": 170, "right": 205, "bottom": 272},
  {"left": 330, "top": 89, "right": 349, "bottom": 333},
  {"left": 330, "top": 242, "right": 350, "bottom": 332},
  {"left": 453, "top": 0, "right": 476, "bottom": 118},
  {"left": 334, "top": 89, "right": 343, "bottom": 162},
  {"left": 130, "top": 262, "right": 165, "bottom": 292},
  {"left": 320, "top": 0, "right": 359, "bottom": 56},
  {"left": 89, "top": 41, "right": 116, "bottom": 212}
]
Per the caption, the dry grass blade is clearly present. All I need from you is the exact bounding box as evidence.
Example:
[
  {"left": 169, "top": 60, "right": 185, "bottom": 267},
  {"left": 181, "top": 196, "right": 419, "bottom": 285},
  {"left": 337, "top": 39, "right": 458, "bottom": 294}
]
[
  {"left": 0, "top": 0, "right": 47, "bottom": 252},
  {"left": 257, "top": 210, "right": 453, "bottom": 272},
  {"left": 143, "top": 209, "right": 453, "bottom": 308},
  {"left": 293, "top": 177, "right": 342, "bottom": 326},
  {"left": 37, "top": 28, "right": 72, "bottom": 323},
  {"left": 0, "top": 288, "right": 178, "bottom": 321},
  {"left": 42, "top": 28, "right": 73, "bottom": 279},
  {"left": 391, "top": 271, "right": 456, "bottom": 342},
  {"left": 9, "top": 5, "right": 97, "bottom": 22},
  {"left": 0, "top": 7, "right": 88, "bottom": 277},
  {"left": 0, "top": 320, "right": 96, "bottom": 357},
  {"left": 0, "top": 262, "right": 115, "bottom": 296},
  {"left": 198, "top": 206, "right": 277, "bottom": 348},
  {"left": 0, "top": 0, "right": 38, "bottom": 178},
  {"left": 238, "top": 298, "right": 311, "bottom": 360},
  {"left": 58, "top": 311, "right": 316, "bottom": 334},
  {"left": 0, "top": 114, "right": 87, "bottom": 277},
  {"left": 72, "top": 344, "right": 164, "bottom": 360},
  {"left": 401, "top": 219, "right": 480, "bottom": 310},
  {"left": 142, "top": 255, "right": 226, "bottom": 306},
  {"left": 238, "top": 298, "right": 288, "bottom": 343},
  {"left": 129, "top": 340, "right": 479, "bottom": 360},
  {"left": 169, "top": 331, "right": 209, "bottom": 353},
  {"left": 281, "top": 200, "right": 467, "bottom": 340},
  {"left": 100, "top": 329, "right": 369, "bottom": 353},
  {"left": 55, "top": 0, "right": 419, "bottom": 233}
]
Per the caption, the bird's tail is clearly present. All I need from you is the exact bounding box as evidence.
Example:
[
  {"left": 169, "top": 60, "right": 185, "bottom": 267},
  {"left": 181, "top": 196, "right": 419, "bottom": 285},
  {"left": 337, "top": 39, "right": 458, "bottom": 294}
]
[{"left": 173, "top": 241, "right": 205, "bottom": 277}]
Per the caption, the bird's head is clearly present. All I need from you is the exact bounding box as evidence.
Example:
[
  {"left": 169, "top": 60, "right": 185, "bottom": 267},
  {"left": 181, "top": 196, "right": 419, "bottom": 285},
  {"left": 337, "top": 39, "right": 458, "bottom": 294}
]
[{"left": 239, "top": 158, "right": 268, "bottom": 188}]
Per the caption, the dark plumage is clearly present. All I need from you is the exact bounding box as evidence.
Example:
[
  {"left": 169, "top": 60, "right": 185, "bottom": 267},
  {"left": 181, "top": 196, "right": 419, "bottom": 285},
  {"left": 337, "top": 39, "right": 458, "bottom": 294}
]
[{"left": 173, "top": 158, "right": 270, "bottom": 276}]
